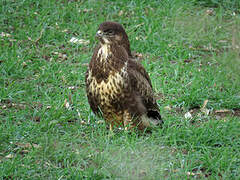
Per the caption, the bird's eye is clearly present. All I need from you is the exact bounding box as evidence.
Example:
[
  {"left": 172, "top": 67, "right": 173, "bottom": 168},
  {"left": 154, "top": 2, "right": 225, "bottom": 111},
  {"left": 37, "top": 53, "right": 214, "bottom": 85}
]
[{"left": 104, "top": 29, "right": 114, "bottom": 35}]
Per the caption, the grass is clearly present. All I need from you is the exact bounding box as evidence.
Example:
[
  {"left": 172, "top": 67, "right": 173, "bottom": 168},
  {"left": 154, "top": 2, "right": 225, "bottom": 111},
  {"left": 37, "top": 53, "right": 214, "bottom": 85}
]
[{"left": 0, "top": 0, "right": 240, "bottom": 179}]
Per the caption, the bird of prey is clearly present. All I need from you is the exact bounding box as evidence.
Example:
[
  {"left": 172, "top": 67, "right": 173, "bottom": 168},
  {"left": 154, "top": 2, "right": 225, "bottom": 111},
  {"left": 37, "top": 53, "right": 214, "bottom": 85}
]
[{"left": 85, "top": 21, "right": 163, "bottom": 131}]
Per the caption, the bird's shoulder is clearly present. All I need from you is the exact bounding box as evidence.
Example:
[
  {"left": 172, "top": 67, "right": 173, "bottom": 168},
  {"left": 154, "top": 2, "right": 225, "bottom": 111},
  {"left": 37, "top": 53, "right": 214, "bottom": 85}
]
[{"left": 127, "top": 58, "right": 153, "bottom": 89}]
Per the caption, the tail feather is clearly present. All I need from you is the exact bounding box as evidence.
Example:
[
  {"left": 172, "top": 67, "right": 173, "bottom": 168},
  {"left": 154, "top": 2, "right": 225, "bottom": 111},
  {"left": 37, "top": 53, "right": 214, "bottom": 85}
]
[{"left": 141, "top": 110, "right": 163, "bottom": 128}]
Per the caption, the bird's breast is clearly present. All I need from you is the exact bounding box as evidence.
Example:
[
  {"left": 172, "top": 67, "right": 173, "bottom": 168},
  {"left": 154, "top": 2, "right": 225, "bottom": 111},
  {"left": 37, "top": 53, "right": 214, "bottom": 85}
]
[
  {"left": 87, "top": 60, "right": 128, "bottom": 104},
  {"left": 88, "top": 72, "right": 124, "bottom": 105},
  {"left": 97, "top": 44, "right": 111, "bottom": 61}
]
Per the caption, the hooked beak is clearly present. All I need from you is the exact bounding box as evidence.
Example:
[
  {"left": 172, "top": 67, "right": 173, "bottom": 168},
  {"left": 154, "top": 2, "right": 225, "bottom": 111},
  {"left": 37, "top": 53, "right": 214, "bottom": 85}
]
[{"left": 96, "top": 30, "right": 103, "bottom": 38}]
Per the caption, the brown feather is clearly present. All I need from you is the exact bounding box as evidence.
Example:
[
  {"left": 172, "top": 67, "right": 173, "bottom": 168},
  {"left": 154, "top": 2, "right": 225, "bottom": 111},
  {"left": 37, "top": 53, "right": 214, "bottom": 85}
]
[{"left": 85, "top": 21, "right": 163, "bottom": 131}]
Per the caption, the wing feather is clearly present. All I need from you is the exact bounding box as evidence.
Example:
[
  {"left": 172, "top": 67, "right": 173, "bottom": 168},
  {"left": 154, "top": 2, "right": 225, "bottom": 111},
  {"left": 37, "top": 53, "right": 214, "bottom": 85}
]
[
  {"left": 127, "top": 59, "right": 160, "bottom": 113},
  {"left": 85, "top": 68, "right": 101, "bottom": 115}
]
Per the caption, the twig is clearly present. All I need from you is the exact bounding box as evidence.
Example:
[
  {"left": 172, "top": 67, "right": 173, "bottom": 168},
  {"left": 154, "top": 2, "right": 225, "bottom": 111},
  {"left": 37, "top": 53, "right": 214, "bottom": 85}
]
[{"left": 35, "top": 29, "right": 44, "bottom": 43}]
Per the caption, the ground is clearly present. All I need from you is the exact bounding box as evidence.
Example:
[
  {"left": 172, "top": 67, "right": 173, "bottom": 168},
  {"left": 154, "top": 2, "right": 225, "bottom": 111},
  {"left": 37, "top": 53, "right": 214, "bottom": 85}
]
[{"left": 0, "top": 0, "right": 240, "bottom": 179}]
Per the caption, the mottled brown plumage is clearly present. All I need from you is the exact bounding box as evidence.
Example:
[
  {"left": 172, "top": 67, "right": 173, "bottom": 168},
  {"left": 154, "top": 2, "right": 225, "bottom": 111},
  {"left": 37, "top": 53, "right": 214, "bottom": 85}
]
[{"left": 85, "top": 21, "right": 163, "bottom": 131}]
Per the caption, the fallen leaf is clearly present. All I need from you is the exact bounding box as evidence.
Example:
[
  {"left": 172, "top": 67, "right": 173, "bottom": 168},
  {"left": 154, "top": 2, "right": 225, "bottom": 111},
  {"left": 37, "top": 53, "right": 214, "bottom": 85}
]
[
  {"left": 62, "top": 29, "right": 68, "bottom": 33},
  {"left": 155, "top": 92, "right": 164, "bottom": 100},
  {"left": 22, "top": 61, "right": 27, "bottom": 67},
  {"left": 218, "top": 40, "right": 228, "bottom": 43},
  {"left": 187, "top": 171, "right": 201, "bottom": 176},
  {"left": 169, "top": 60, "right": 177, "bottom": 64},
  {"left": 132, "top": 52, "right": 144, "bottom": 61},
  {"left": 200, "top": 99, "right": 210, "bottom": 115},
  {"left": 27, "top": 36, "right": 32, "bottom": 41},
  {"left": 9, "top": 39, "right": 17, "bottom": 42},
  {"left": 189, "top": 45, "right": 196, "bottom": 50},
  {"left": 0, "top": 32, "right": 11, "bottom": 37},
  {"left": 59, "top": 53, "right": 67, "bottom": 60},
  {"left": 82, "top": 8, "right": 93, "bottom": 13},
  {"left": 32, "top": 116, "right": 41, "bottom": 122},
  {"left": 80, "top": 120, "right": 87, "bottom": 125},
  {"left": 206, "top": 9, "right": 214, "bottom": 16},
  {"left": 134, "top": 23, "right": 144, "bottom": 29},
  {"left": 133, "top": 52, "right": 143, "bottom": 58},
  {"left": 81, "top": 63, "right": 89, "bottom": 67},
  {"left": 15, "top": 142, "right": 40, "bottom": 149},
  {"left": 68, "top": 86, "right": 77, "bottom": 90},
  {"left": 20, "top": 150, "right": 30, "bottom": 154},
  {"left": 215, "top": 109, "right": 231, "bottom": 113},
  {"left": 118, "top": 10, "right": 124, "bottom": 16},
  {"left": 5, "top": 154, "right": 14, "bottom": 159},
  {"left": 55, "top": 22, "right": 59, "bottom": 29},
  {"left": 97, "top": 120, "right": 105, "bottom": 124},
  {"left": 139, "top": 170, "right": 147, "bottom": 177},
  {"left": 184, "top": 59, "right": 193, "bottom": 63},
  {"left": 201, "top": 108, "right": 210, "bottom": 116},
  {"left": 76, "top": 109, "right": 81, "bottom": 119},
  {"left": 69, "top": 37, "right": 89, "bottom": 45},
  {"left": 164, "top": 106, "right": 172, "bottom": 111},
  {"left": 16, "top": 142, "right": 31, "bottom": 148},
  {"left": 184, "top": 112, "right": 192, "bottom": 119},
  {"left": 64, "top": 99, "right": 71, "bottom": 110}
]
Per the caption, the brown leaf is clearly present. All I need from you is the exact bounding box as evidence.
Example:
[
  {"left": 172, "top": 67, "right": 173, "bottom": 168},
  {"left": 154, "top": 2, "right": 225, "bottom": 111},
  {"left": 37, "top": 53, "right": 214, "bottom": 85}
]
[
  {"left": 184, "top": 112, "right": 192, "bottom": 119},
  {"left": 68, "top": 86, "right": 77, "bottom": 90},
  {"left": 0, "top": 32, "right": 11, "bottom": 37},
  {"left": 20, "top": 150, "right": 30, "bottom": 154},
  {"left": 22, "top": 61, "right": 27, "bottom": 67},
  {"left": 32, "top": 116, "right": 41, "bottom": 122},
  {"left": 206, "top": 9, "right": 214, "bottom": 16},
  {"left": 81, "top": 63, "right": 89, "bottom": 67},
  {"left": 233, "top": 108, "right": 240, "bottom": 116},
  {"left": 215, "top": 109, "right": 231, "bottom": 113},
  {"left": 184, "top": 59, "right": 192, "bottom": 63},
  {"left": 53, "top": 52, "right": 68, "bottom": 60},
  {"left": 169, "top": 60, "right": 177, "bottom": 64},
  {"left": 134, "top": 23, "right": 144, "bottom": 29},
  {"left": 62, "top": 29, "right": 69, "bottom": 33},
  {"left": 15, "top": 142, "right": 40, "bottom": 149},
  {"left": 64, "top": 99, "right": 72, "bottom": 110},
  {"left": 76, "top": 109, "right": 81, "bottom": 119},
  {"left": 164, "top": 105, "right": 172, "bottom": 111},
  {"left": 69, "top": 37, "right": 89, "bottom": 45},
  {"left": 155, "top": 92, "right": 164, "bottom": 100},
  {"left": 201, "top": 108, "right": 210, "bottom": 116},
  {"left": 82, "top": 8, "right": 93, "bottom": 13},
  {"left": 187, "top": 171, "right": 201, "bottom": 176},
  {"left": 132, "top": 52, "right": 143, "bottom": 58},
  {"left": 118, "top": 10, "right": 124, "bottom": 16},
  {"left": 5, "top": 154, "right": 14, "bottom": 159},
  {"left": 9, "top": 39, "right": 17, "bottom": 42},
  {"left": 201, "top": 99, "right": 208, "bottom": 109}
]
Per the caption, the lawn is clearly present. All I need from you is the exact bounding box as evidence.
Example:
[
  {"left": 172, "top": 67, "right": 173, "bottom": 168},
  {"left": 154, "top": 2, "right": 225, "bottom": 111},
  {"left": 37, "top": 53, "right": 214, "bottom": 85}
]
[{"left": 0, "top": 0, "right": 240, "bottom": 179}]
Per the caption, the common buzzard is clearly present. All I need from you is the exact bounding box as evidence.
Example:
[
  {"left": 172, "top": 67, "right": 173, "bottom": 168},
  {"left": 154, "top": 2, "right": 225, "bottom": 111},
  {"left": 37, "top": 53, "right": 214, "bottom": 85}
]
[{"left": 85, "top": 21, "right": 163, "bottom": 131}]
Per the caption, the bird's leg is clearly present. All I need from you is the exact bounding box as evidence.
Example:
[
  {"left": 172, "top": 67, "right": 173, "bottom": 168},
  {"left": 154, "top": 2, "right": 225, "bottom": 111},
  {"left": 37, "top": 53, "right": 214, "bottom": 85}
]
[
  {"left": 109, "top": 124, "right": 113, "bottom": 131},
  {"left": 123, "top": 110, "right": 133, "bottom": 131},
  {"left": 107, "top": 123, "right": 115, "bottom": 137}
]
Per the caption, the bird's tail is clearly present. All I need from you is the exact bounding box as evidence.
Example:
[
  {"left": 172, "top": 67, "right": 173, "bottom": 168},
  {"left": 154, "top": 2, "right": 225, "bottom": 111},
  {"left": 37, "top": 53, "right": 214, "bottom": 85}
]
[{"left": 141, "top": 110, "right": 163, "bottom": 128}]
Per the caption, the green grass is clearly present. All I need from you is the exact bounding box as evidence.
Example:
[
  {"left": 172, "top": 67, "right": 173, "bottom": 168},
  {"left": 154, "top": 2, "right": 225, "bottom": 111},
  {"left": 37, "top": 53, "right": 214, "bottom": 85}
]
[{"left": 1, "top": 0, "right": 240, "bottom": 179}]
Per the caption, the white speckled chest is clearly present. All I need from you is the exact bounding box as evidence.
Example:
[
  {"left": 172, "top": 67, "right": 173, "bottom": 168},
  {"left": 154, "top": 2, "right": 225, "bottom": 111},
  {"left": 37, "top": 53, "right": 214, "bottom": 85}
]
[{"left": 86, "top": 45, "right": 128, "bottom": 107}]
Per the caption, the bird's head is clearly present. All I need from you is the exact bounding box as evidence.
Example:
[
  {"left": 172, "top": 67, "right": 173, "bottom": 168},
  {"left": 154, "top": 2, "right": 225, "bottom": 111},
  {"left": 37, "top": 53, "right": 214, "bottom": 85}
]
[{"left": 96, "top": 21, "right": 132, "bottom": 57}]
